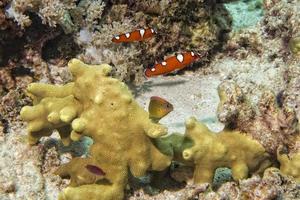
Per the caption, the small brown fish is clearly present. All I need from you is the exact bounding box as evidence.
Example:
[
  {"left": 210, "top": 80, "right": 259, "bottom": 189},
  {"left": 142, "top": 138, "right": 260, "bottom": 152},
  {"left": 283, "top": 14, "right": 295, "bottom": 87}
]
[
  {"left": 148, "top": 96, "right": 173, "bottom": 121},
  {"left": 86, "top": 164, "right": 106, "bottom": 176}
]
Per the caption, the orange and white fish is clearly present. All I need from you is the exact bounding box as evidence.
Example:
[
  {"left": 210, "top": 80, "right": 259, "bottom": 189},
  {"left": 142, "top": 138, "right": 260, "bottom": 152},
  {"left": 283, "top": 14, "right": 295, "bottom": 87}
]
[
  {"left": 112, "top": 28, "right": 157, "bottom": 43},
  {"left": 144, "top": 51, "right": 201, "bottom": 77},
  {"left": 148, "top": 96, "right": 173, "bottom": 121}
]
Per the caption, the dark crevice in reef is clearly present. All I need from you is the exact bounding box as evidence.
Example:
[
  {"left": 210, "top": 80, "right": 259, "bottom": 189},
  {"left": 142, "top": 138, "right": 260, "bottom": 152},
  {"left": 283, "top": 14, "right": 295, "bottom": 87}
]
[
  {"left": 0, "top": 30, "right": 24, "bottom": 67},
  {"left": 0, "top": 115, "right": 9, "bottom": 134},
  {"left": 1, "top": 11, "right": 81, "bottom": 66},
  {"left": 0, "top": 12, "right": 54, "bottom": 67},
  {"left": 127, "top": 167, "right": 186, "bottom": 198},
  {"left": 42, "top": 34, "right": 81, "bottom": 61},
  {"left": 11, "top": 65, "right": 34, "bottom": 77}
]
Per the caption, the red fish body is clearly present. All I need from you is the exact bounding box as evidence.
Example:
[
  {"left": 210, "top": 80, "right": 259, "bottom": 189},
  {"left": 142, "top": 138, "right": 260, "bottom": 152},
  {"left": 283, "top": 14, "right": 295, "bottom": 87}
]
[
  {"left": 144, "top": 52, "right": 201, "bottom": 77},
  {"left": 112, "top": 28, "right": 156, "bottom": 43}
]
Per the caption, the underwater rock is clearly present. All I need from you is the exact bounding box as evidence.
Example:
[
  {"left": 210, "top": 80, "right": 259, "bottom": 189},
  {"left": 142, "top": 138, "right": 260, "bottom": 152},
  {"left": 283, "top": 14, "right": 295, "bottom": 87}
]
[
  {"left": 127, "top": 167, "right": 300, "bottom": 200},
  {"left": 217, "top": 80, "right": 299, "bottom": 156},
  {"left": 217, "top": 80, "right": 254, "bottom": 129},
  {"left": 198, "top": 167, "right": 299, "bottom": 200},
  {"left": 263, "top": 0, "right": 300, "bottom": 40}
]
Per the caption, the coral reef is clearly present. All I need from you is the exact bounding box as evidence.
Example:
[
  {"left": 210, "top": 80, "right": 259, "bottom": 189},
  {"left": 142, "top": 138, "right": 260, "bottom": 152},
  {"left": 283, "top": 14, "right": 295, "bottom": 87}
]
[
  {"left": 2, "top": 0, "right": 232, "bottom": 86},
  {"left": 20, "top": 59, "right": 172, "bottom": 200},
  {"left": 217, "top": 80, "right": 299, "bottom": 156},
  {"left": 2, "top": 0, "right": 300, "bottom": 199},
  {"left": 76, "top": 0, "right": 232, "bottom": 83},
  {"left": 128, "top": 0, "right": 232, "bottom": 69}
]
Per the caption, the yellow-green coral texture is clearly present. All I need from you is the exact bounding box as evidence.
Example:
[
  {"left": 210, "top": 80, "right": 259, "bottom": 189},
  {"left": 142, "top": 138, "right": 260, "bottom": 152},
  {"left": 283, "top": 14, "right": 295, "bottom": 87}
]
[
  {"left": 20, "top": 59, "right": 172, "bottom": 200},
  {"left": 182, "top": 117, "right": 270, "bottom": 183},
  {"left": 278, "top": 151, "right": 300, "bottom": 182}
]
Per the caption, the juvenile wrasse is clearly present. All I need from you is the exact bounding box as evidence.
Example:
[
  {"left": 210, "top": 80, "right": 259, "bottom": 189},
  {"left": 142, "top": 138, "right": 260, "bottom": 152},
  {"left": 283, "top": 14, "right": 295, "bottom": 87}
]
[
  {"left": 145, "top": 51, "right": 201, "bottom": 77},
  {"left": 112, "top": 28, "right": 156, "bottom": 43},
  {"left": 148, "top": 96, "right": 173, "bottom": 121}
]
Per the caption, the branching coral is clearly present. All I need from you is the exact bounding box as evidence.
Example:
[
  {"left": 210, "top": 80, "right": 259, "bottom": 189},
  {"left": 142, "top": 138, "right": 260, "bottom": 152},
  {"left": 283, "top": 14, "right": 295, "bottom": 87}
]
[
  {"left": 182, "top": 117, "right": 270, "bottom": 184},
  {"left": 21, "top": 59, "right": 172, "bottom": 200},
  {"left": 154, "top": 117, "right": 270, "bottom": 184}
]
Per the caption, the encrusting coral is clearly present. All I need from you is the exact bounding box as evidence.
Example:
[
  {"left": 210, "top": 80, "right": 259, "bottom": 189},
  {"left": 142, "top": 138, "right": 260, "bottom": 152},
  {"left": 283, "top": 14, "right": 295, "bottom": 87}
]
[{"left": 20, "top": 59, "right": 172, "bottom": 200}]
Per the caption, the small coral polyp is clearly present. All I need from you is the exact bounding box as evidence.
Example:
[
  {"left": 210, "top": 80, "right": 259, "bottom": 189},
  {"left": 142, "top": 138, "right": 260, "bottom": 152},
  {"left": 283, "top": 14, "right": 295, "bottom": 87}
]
[{"left": 20, "top": 59, "right": 172, "bottom": 200}]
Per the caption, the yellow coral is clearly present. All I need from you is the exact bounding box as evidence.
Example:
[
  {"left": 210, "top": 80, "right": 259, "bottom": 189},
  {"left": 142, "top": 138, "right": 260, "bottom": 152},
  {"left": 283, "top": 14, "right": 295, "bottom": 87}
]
[
  {"left": 277, "top": 151, "right": 300, "bottom": 182},
  {"left": 20, "top": 94, "right": 82, "bottom": 145},
  {"left": 289, "top": 36, "right": 300, "bottom": 56},
  {"left": 21, "top": 59, "right": 172, "bottom": 200},
  {"left": 182, "top": 117, "right": 270, "bottom": 184}
]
